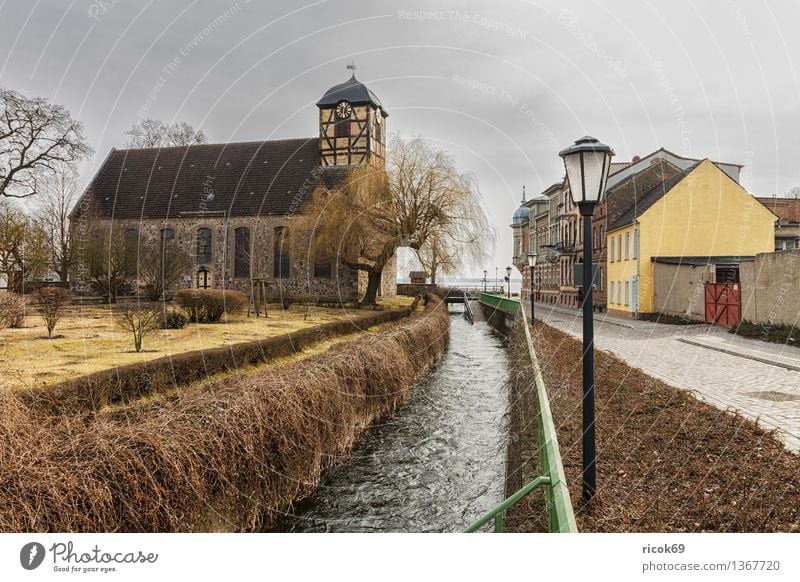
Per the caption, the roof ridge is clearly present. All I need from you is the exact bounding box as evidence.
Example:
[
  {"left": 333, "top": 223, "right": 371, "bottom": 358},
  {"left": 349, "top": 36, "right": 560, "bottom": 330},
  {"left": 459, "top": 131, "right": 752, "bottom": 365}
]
[{"left": 114, "top": 137, "right": 317, "bottom": 154}]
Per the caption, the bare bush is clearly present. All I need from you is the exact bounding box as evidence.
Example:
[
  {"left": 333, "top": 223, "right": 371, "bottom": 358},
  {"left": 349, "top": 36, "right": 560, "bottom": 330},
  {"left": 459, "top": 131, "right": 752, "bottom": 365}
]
[
  {"left": 175, "top": 289, "right": 248, "bottom": 323},
  {"left": 116, "top": 303, "right": 162, "bottom": 352},
  {"left": 0, "top": 292, "right": 26, "bottom": 328},
  {"left": 34, "top": 287, "right": 70, "bottom": 338}
]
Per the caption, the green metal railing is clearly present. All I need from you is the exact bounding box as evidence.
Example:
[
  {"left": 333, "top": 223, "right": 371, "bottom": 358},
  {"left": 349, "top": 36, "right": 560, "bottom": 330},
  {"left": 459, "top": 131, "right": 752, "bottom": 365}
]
[
  {"left": 478, "top": 292, "right": 520, "bottom": 316},
  {"left": 465, "top": 301, "right": 578, "bottom": 533}
]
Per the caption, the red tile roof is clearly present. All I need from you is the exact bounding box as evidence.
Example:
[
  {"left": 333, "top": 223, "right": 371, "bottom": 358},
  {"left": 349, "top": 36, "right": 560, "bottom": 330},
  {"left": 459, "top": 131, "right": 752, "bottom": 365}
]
[{"left": 756, "top": 197, "right": 800, "bottom": 222}]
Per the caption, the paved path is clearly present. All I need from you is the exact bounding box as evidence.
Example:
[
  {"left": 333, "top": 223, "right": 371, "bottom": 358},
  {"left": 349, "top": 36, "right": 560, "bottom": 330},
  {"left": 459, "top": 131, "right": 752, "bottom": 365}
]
[{"left": 535, "top": 303, "right": 800, "bottom": 452}]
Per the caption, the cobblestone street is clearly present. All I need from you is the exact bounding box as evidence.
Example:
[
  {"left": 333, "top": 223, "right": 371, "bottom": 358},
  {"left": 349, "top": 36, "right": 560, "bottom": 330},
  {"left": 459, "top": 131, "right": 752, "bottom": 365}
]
[{"left": 536, "top": 304, "right": 800, "bottom": 452}]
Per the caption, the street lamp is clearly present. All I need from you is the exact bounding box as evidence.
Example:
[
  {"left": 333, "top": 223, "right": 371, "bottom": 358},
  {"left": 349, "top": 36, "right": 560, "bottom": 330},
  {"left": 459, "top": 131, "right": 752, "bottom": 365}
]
[
  {"left": 559, "top": 135, "right": 614, "bottom": 505},
  {"left": 483, "top": 269, "right": 488, "bottom": 292},
  {"left": 527, "top": 251, "right": 538, "bottom": 325},
  {"left": 504, "top": 265, "right": 512, "bottom": 298}
]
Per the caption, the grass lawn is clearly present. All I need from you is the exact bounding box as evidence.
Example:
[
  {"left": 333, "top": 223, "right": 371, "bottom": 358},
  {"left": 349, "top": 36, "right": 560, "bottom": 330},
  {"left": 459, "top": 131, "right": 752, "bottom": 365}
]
[{"left": 0, "top": 297, "right": 414, "bottom": 390}]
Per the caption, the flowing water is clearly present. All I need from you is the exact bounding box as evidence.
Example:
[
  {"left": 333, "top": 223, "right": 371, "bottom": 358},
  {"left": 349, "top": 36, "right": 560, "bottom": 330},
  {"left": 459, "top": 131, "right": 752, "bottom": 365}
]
[{"left": 278, "top": 306, "right": 510, "bottom": 532}]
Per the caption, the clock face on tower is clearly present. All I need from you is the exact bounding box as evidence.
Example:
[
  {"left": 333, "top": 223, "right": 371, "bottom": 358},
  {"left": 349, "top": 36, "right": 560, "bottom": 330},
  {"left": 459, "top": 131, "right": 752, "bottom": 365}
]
[{"left": 335, "top": 100, "right": 352, "bottom": 120}]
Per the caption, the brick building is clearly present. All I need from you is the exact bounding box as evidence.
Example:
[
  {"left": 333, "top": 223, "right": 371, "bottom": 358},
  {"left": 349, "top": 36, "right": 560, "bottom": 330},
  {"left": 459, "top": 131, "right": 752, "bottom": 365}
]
[{"left": 71, "top": 71, "right": 397, "bottom": 302}]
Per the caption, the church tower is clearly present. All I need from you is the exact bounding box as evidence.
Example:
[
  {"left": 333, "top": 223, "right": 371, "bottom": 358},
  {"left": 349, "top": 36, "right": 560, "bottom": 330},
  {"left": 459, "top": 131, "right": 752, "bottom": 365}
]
[{"left": 317, "top": 66, "right": 387, "bottom": 168}]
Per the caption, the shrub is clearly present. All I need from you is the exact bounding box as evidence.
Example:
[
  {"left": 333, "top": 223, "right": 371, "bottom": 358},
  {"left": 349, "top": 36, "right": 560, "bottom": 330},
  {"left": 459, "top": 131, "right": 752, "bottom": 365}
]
[
  {"left": 34, "top": 287, "right": 71, "bottom": 338},
  {"left": 162, "top": 309, "right": 188, "bottom": 329},
  {"left": 0, "top": 292, "right": 26, "bottom": 329},
  {"left": 175, "top": 289, "right": 248, "bottom": 323},
  {"left": 116, "top": 303, "right": 162, "bottom": 352}
]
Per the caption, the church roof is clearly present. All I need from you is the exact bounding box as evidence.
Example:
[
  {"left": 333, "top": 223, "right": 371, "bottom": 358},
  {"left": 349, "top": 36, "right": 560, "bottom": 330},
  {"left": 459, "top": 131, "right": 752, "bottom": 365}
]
[
  {"left": 316, "top": 74, "right": 385, "bottom": 111},
  {"left": 75, "top": 138, "right": 347, "bottom": 220}
]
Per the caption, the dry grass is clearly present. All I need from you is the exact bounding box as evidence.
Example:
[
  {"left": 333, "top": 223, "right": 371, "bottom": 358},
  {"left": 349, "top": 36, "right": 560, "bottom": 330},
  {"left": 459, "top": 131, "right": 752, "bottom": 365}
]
[
  {"left": 0, "top": 297, "right": 413, "bottom": 390},
  {"left": 505, "top": 322, "right": 800, "bottom": 533},
  {"left": 0, "top": 295, "right": 446, "bottom": 532}
]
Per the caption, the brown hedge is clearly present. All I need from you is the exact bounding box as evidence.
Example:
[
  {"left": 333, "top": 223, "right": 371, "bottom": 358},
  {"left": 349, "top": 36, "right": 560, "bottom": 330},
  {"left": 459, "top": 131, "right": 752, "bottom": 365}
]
[
  {"left": 16, "top": 305, "right": 416, "bottom": 417},
  {"left": 174, "top": 288, "right": 248, "bottom": 322},
  {"left": 0, "top": 294, "right": 447, "bottom": 532}
]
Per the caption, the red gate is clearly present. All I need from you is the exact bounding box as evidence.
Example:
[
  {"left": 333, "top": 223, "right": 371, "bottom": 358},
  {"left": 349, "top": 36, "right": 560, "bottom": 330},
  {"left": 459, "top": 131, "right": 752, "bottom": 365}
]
[{"left": 704, "top": 283, "right": 741, "bottom": 326}]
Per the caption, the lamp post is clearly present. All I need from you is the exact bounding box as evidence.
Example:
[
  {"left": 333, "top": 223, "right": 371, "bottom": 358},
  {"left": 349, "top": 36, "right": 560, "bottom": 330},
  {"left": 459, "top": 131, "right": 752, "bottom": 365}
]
[
  {"left": 558, "top": 135, "right": 614, "bottom": 504},
  {"left": 527, "top": 252, "right": 538, "bottom": 325},
  {"left": 483, "top": 269, "right": 488, "bottom": 292},
  {"left": 505, "top": 265, "right": 512, "bottom": 298}
]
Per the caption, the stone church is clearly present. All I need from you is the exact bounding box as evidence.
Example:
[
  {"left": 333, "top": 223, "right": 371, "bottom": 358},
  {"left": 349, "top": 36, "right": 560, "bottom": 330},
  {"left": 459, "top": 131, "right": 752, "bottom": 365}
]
[{"left": 71, "top": 70, "right": 397, "bottom": 301}]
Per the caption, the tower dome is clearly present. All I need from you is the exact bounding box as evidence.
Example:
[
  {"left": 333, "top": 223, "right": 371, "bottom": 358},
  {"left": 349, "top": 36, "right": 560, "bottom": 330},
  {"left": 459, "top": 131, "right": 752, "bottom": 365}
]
[
  {"left": 317, "top": 73, "right": 386, "bottom": 113},
  {"left": 512, "top": 186, "right": 530, "bottom": 225}
]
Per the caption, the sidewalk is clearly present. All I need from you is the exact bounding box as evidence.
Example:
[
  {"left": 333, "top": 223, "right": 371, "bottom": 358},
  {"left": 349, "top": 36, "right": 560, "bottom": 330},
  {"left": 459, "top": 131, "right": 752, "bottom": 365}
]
[
  {"left": 535, "top": 301, "right": 800, "bottom": 372},
  {"left": 677, "top": 335, "right": 800, "bottom": 373}
]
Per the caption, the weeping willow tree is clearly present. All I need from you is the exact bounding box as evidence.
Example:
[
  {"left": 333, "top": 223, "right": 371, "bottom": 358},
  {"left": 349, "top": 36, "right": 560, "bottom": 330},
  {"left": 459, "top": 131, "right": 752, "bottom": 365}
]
[{"left": 302, "top": 136, "right": 492, "bottom": 304}]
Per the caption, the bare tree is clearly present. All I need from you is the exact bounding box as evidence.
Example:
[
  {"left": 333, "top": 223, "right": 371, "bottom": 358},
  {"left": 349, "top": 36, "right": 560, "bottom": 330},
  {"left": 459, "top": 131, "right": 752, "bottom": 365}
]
[
  {"left": 138, "top": 236, "right": 193, "bottom": 301},
  {"left": 303, "top": 136, "right": 492, "bottom": 304},
  {"left": 787, "top": 186, "right": 800, "bottom": 200},
  {"left": 414, "top": 205, "right": 493, "bottom": 285},
  {"left": 84, "top": 228, "right": 136, "bottom": 303},
  {"left": 125, "top": 118, "right": 207, "bottom": 148},
  {"left": 35, "top": 286, "right": 70, "bottom": 338},
  {"left": 116, "top": 303, "right": 162, "bottom": 352},
  {"left": 0, "top": 87, "right": 92, "bottom": 199},
  {"left": 0, "top": 200, "right": 51, "bottom": 292},
  {"left": 34, "top": 162, "right": 80, "bottom": 284}
]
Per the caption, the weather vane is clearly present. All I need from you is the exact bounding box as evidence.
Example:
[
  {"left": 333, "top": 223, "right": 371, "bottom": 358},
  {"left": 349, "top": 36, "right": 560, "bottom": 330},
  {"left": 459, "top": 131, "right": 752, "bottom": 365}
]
[{"left": 347, "top": 60, "right": 357, "bottom": 73}]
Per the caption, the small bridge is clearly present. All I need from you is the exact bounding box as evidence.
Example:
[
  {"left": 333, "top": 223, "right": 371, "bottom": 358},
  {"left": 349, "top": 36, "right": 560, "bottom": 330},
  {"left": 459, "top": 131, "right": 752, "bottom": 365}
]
[{"left": 477, "top": 292, "right": 520, "bottom": 317}]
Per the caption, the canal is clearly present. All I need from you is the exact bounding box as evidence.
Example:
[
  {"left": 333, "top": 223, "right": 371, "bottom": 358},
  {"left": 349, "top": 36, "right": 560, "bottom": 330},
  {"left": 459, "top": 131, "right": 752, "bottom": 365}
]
[{"left": 278, "top": 305, "right": 510, "bottom": 532}]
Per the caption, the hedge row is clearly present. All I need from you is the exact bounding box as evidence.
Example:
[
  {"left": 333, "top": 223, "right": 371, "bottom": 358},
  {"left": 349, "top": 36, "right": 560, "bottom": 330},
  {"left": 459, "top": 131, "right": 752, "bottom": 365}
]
[{"left": 16, "top": 302, "right": 418, "bottom": 417}]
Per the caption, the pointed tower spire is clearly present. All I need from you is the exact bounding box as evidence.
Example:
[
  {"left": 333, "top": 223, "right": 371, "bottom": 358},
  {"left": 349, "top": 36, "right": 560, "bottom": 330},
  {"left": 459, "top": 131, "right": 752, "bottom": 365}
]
[{"left": 521, "top": 185, "right": 527, "bottom": 203}]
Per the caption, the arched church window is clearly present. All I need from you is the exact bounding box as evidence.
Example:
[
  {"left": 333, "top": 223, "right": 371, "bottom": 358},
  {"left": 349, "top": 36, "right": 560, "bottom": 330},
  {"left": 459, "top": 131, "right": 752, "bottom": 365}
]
[
  {"left": 124, "top": 228, "right": 139, "bottom": 276},
  {"left": 234, "top": 227, "right": 250, "bottom": 279},
  {"left": 196, "top": 228, "right": 212, "bottom": 263},
  {"left": 274, "top": 227, "right": 290, "bottom": 278}
]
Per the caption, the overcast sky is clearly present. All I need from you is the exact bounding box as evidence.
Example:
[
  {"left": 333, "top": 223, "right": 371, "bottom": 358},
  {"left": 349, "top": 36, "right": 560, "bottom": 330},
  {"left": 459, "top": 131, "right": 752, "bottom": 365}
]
[{"left": 2, "top": 0, "right": 798, "bottom": 277}]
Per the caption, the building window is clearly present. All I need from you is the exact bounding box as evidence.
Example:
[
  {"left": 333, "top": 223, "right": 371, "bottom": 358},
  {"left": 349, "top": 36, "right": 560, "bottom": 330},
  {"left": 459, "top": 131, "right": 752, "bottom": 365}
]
[
  {"left": 196, "top": 228, "right": 212, "bottom": 263},
  {"left": 234, "top": 227, "right": 250, "bottom": 278},
  {"left": 274, "top": 226, "right": 290, "bottom": 278},
  {"left": 160, "top": 227, "right": 175, "bottom": 250},
  {"left": 335, "top": 119, "right": 349, "bottom": 138},
  {"left": 625, "top": 281, "right": 630, "bottom": 305},
  {"left": 617, "top": 235, "right": 622, "bottom": 262},
  {"left": 610, "top": 281, "right": 615, "bottom": 304},
  {"left": 609, "top": 237, "right": 615, "bottom": 262},
  {"left": 314, "top": 242, "right": 332, "bottom": 279},
  {"left": 124, "top": 228, "right": 139, "bottom": 276},
  {"left": 617, "top": 280, "right": 622, "bottom": 304},
  {"left": 625, "top": 232, "right": 630, "bottom": 260}
]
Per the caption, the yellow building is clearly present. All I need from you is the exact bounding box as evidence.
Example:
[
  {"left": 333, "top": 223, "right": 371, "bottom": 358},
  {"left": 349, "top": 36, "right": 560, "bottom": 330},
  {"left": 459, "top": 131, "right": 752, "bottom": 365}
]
[{"left": 606, "top": 159, "right": 776, "bottom": 316}]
